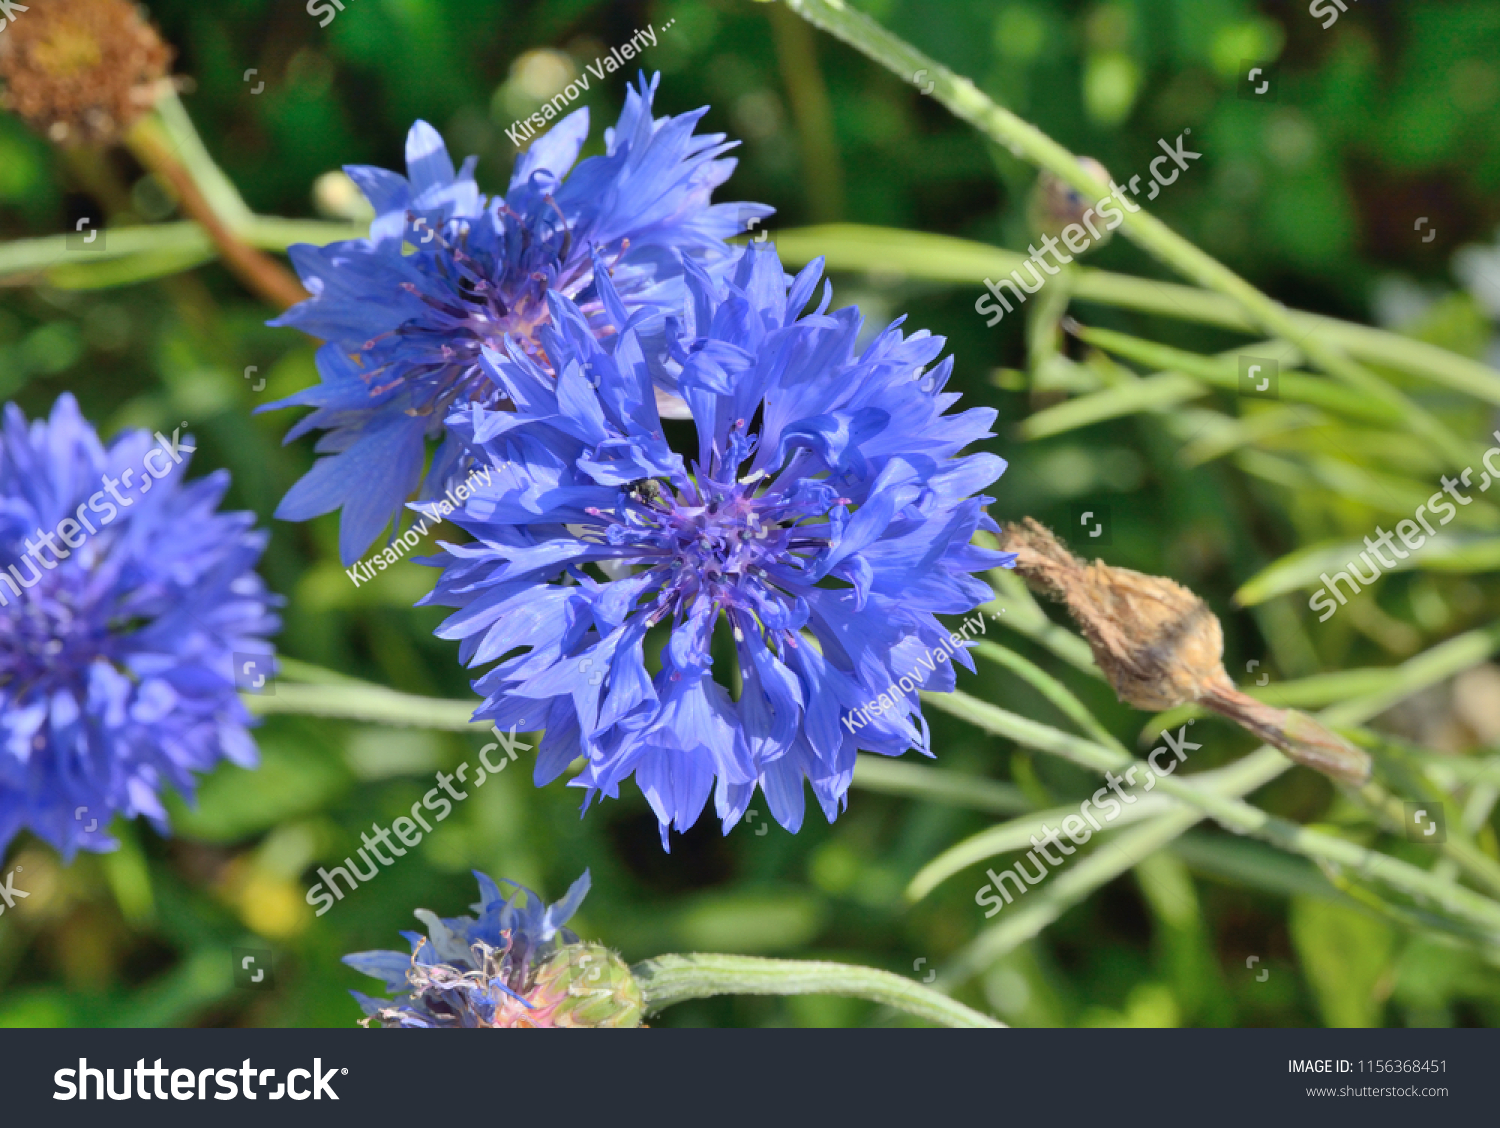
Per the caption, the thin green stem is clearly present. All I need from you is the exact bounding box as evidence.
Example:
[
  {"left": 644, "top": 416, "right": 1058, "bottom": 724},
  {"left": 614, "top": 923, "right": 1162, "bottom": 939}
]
[
  {"left": 770, "top": 224, "right": 1500, "bottom": 406},
  {"left": 250, "top": 666, "right": 1030, "bottom": 814},
  {"left": 852, "top": 755, "right": 1030, "bottom": 815},
  {"left": 274, "top": 656, "right": 389, "bottom": 688},
  {"left": 631, "top": 952, "right": 1004, "bottom": 1028},
  {"left": 244, "top": 683, "right": 482, "bottom": 730},
  {"left": 926, "top": 689, "right": 1500, "bottom": 938},
  {"left": 0, "top": 217, "right": 366, "bottom": 287},
  {"left": 777, "top": 0, "right": 1476, "bottom": 468},
  {"left": 972, "top": 639, "right": 1123, "bottom": 751},
  {"left": 978, "top": 565, "right": 1101, "bottom": 678},
  {"left": 1359, "top": 779, "right": 1500, "bottom": 900},
  {"left": 1067, "top": 321, "right": 1405, "bottom": 427},
  {"left": 943, "top": 807, "right": 1206, "bottom": 983},
  {"left": 907, "top": 746, "right": 1287, "bottom": 903},
  {"left": 767, "top": 2, "right": 846, "bottom": 221}
]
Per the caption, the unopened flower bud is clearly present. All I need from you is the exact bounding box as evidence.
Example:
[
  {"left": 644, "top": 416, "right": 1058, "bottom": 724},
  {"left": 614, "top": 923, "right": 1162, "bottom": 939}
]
[{"left": 532, "top": 943, "right": 645, "bottom": 1028}]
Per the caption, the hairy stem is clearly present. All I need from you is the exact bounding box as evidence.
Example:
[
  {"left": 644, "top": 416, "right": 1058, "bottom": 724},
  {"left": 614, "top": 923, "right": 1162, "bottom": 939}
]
[{"left": 631, "top": 952, "right": 1004, "bottom": 1027}]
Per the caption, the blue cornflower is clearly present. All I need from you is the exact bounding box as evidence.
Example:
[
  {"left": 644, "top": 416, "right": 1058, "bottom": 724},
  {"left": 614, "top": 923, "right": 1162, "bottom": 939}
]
[
  {"left": 344, "top": 869, "right": 643, "bottom": 1028},
  {"left": 265, "top": 72, "right": 771, "bottom": 564},
  {"left": 424, "top": 244, "right": 1013, "bottom": 847},
  {"left": 0, "top": 394, "right": 279, "bottom": 859}
]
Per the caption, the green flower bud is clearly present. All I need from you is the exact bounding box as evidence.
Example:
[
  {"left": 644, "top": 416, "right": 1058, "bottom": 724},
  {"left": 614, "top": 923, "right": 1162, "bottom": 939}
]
[{"left": 532, "top": 943, "right": 645, "bottom": 1028}]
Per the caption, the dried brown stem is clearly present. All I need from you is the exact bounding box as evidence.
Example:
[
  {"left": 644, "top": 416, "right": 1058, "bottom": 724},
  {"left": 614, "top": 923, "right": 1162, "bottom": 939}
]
[
  {"left": 1001, "top": 518, "right": 1372, "bottom": 786},
  {"left": 124, "top": 122, "right": 308, "bottom": 311}
]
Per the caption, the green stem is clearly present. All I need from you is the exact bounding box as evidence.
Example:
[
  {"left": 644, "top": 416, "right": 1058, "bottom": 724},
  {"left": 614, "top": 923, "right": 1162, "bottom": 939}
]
[
  {"left": 972, "top": 639, "right": 1123, "bottom": 752},
  {"left": 1358, "top": 779, "right": 1500, "bottom": 900},
  {"left": 944, "top": 806, "right": 1207, "bottom": 982},
  {"left": 770, "top": 224, "right": 1500, "bottom": 406},
  {"left": 244, "top": 683, "right": 482, "bottom": 730},
  {"left": 1067, "top": 321, "right": 1405, "bottom": 427},
  {"left": 251, "top": 665, "right": 1032, "bottom": 815},
  {"left": 907, "top": 746, "right": 1287, "bottom": 903},
  {"left": 0, "top": 218, "right": 367, "bottom": 286},
  {"left": 978, "top": 564, "right": 1101, "bottom": 678},
  {"left": 927, "top": 689, "right": 1500, "bottom": 937},
  {"left": 852, "top": 755, "right": 1030, "bottom": 815},
  {"left": 776, "top": 0, "right": 1476, "bottom": 468},
  {"left": 631, "top": 952, "right": 1004, "bottom": 1027},
  {"left": 767, "top": 2, "right": 846, "bottom": 221},
  {"left": 149, "top": 88, "right": 256, "bottom": 231}
]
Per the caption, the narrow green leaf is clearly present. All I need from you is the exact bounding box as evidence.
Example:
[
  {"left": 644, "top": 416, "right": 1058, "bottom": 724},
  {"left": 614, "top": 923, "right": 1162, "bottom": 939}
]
[
  {"left": 1022, "top": 372, "right": 1204, "bottom": 438},
  {"left": 774, "top": 222, "right": 1500, "bottom": 406},
  {"left": 1236, "top": 535, "right": 1500, "bottom": 606}
]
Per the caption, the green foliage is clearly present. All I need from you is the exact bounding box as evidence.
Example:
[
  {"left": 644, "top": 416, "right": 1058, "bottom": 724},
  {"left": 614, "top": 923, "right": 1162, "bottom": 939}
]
[{"left": 2, "top": 0, "right": 1500, "bottom": 1029}]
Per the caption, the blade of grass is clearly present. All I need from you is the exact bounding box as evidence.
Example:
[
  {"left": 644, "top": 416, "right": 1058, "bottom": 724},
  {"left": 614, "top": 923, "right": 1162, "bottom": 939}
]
[
  {"left": 852, "top": 755, "right": 1030, "bottom": 816},
  {"left": 1236, "top": 535, "right": 1500, "bottom": 606},
  {"left": 1022, "top": 372, "right": 1205, "bottom": 439},
  {"left": 1069, "top": 322, "right": 1406, "bottom": 427},
  {"left": 772, "top": 221, "right": 1500, "bottom": 407},
  {"left": 972, "top": 640, "right": 1124, "bottom": 751},
  {"left": 924, "top": 686, "right": 1500, "bottom": 941},
  {"left": 937, "top": 808, "right": 1207, "bottom": 983},
  {"left": 978, "top": 566, "right": 1102, "bottom": 678},
  {"left": 908, "top": 746, "right": 1287, "bottom": 903},
  {"left": 243, "top": 683, "right": 483, "bottom": 731}
]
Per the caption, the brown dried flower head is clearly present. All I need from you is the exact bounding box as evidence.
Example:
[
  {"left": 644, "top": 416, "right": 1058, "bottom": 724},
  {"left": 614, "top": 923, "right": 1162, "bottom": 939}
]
[
  {"left": 0, "top": 0, "right": 173, "bottom": 146},
  {"left": 1002, "top": 518, "right": 1371, "bottom": 786},
  {"left": 1003, "top": 516, "right": 1227, "bottom": 710}
]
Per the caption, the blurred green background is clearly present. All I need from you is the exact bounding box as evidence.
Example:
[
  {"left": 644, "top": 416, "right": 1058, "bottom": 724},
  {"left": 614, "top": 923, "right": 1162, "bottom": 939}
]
[{"left": 3, "top": 0, "right": 1500, "bottom": 1028}]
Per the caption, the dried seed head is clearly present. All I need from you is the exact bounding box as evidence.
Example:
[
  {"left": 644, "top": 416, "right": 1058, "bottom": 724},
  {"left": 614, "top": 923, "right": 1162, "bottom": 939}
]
[
  {"left": 1003, "top": 516, "right": 1227, "bottom": 710},
  {"left": 1002, "top": 518, "right": 1371, "bottom": 786},
  {"left": 0, "top": 0, "right": 173, "bottom": 147}
]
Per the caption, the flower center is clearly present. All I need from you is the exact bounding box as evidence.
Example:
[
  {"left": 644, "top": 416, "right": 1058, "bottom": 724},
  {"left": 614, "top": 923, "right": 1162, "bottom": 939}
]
[
  {"left": 585, "top": 470, "right": 846, "bottom": 632},
  {"left": 0, "top": 563, "right": 115, "bottom": 694},
  {"left": 358, "top": 208, "right": 588, "bottom": 421}
]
